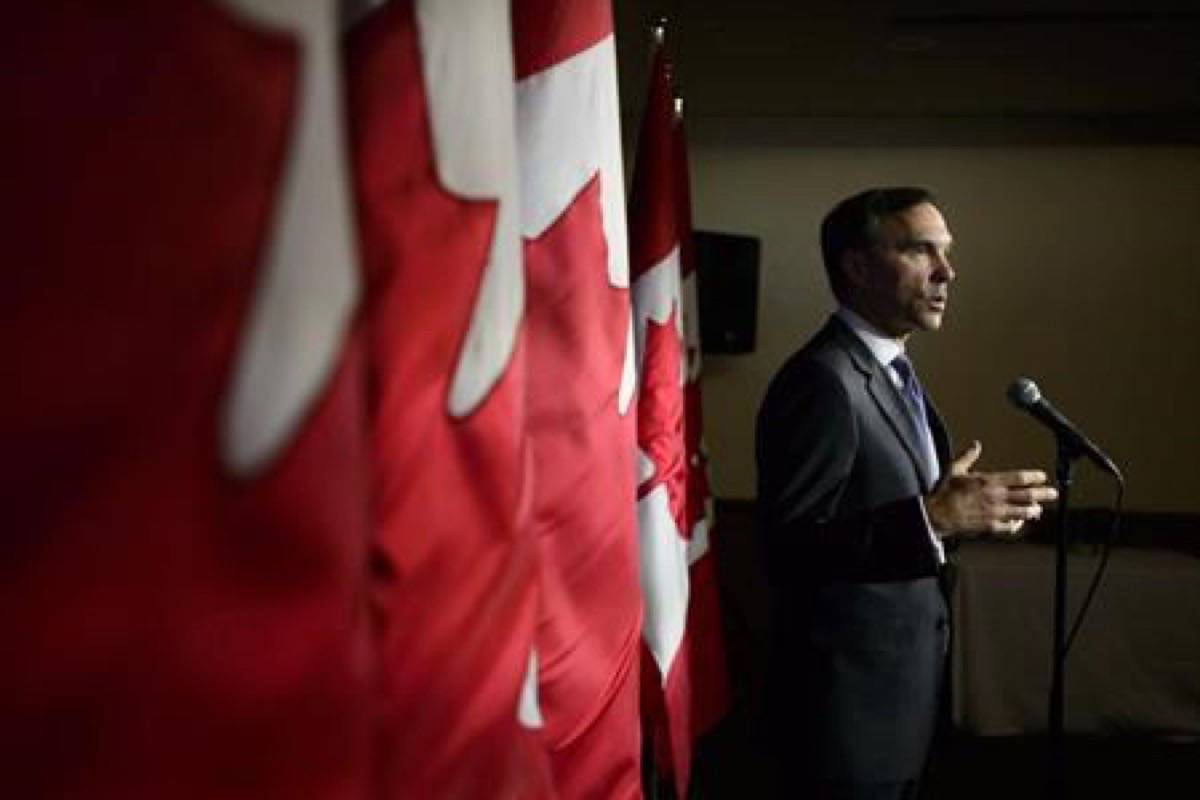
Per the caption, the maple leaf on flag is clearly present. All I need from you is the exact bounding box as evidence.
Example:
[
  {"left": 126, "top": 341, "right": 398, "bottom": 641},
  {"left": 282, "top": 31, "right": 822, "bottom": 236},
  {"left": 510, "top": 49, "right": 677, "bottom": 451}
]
[
  {"left": 345, "top": 1, "right": 549, "bottom": 797},
  {"left": 514, "top": 2, "right": 642, "bottom": 795},
  {"left": 524, "top": 173, "right": 643, "bottom": 800},
  {"left": 1, "top": 3, "right": 376, "bottom": 797},
  {"left": 626, "top": 29, "right": 698, "bottom": 797},
  {"left": 671, "top": 81, "right": 732, "bottom": 741},
  {"left": 637, "top": 309, "right": 688, "bottom": 526}
]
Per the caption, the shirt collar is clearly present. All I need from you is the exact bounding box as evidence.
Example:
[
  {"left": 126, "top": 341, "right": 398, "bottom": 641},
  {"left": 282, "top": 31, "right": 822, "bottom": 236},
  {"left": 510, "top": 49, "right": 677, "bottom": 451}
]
[{"left": 836, "top": 305, "right": 905, "bottom": 369}]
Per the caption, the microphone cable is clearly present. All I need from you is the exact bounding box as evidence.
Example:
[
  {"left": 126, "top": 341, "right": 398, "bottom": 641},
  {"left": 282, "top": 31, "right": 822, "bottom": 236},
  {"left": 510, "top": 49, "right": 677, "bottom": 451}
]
[{"left": 1062, "top": 475, "right": 1125, "bottom": 658}]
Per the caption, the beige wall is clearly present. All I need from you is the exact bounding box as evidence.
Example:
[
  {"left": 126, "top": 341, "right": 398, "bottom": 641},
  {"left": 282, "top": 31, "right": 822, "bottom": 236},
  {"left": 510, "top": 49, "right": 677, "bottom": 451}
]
[{"left": 689, "top": 146, "right": 1200, "bottom": 512}]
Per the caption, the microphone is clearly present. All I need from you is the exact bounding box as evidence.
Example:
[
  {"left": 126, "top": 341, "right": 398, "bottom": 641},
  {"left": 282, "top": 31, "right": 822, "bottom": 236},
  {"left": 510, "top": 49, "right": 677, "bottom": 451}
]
[{"left": 1007, "top": 378, "right": 1123, "bottom": 480}]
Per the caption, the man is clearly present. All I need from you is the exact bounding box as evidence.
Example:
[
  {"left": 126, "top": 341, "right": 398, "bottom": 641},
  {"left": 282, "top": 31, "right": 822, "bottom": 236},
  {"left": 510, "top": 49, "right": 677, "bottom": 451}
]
[{"left": 755, "top": 187, "right": 1057, "bottom": 799}]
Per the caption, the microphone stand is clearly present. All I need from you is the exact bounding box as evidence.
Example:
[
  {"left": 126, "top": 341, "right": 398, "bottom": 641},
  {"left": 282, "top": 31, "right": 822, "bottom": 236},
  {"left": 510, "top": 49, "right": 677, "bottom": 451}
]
[{"left": 1047, "top": 439, "right": 1079, "bottom": 800}]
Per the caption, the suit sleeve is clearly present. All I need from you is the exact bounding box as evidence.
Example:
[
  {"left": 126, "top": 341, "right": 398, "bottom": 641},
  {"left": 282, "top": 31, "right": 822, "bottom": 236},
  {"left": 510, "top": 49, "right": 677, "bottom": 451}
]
[{"left": 757, "top": 360, "right": 939, "bottom": 584}]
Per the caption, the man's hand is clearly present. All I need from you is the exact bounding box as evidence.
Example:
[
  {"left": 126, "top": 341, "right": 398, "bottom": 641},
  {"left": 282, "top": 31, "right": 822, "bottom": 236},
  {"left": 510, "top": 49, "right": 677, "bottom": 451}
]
[{"left": 925, "top": 441, "right": 1058, "bottom": 538}]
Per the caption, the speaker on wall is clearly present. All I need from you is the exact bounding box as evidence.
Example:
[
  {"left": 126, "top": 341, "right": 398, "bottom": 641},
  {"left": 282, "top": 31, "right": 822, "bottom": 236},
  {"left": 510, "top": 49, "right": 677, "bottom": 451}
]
[{"left": 693, "top": 230, "right": 760, "bottom": 354}]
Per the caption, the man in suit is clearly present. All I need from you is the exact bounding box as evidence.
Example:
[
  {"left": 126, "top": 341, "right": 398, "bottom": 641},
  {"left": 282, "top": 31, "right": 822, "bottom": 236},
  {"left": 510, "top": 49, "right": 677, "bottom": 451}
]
[{"left": 756, "top": 187, "right": 1057, "bottom": 799}]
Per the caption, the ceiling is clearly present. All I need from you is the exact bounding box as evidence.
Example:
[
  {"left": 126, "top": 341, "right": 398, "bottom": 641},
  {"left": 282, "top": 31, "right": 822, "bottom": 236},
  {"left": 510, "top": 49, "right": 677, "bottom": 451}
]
[{"left": 613, "top": 0, "right": 1200, "bottom": 144}]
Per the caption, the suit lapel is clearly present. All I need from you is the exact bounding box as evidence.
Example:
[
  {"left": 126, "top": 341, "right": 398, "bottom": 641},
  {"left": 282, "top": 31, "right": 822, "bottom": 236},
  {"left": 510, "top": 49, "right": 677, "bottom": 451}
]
[{"left": 827, "top": 317, "right": 935, "bottom": 490}]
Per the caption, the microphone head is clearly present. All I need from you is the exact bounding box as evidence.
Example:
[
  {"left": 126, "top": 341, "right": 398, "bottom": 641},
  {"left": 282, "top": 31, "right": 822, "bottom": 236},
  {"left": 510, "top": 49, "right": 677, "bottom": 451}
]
[{"left": 1007, "top": 377, "right": 1041, "bottom": 409}]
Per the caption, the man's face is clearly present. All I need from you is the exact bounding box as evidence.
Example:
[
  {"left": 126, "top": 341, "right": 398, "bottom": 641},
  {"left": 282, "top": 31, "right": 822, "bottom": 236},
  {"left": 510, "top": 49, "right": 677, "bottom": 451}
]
[{"left": 846, "top": 202, "right": 955, "bottom": 340}]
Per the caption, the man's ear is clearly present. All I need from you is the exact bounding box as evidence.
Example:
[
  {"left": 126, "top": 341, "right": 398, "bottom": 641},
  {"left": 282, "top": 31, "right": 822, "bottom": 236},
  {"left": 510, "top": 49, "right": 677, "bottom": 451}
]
[{"left": 842, "top": 249, "right": 871, "bottom": 289}]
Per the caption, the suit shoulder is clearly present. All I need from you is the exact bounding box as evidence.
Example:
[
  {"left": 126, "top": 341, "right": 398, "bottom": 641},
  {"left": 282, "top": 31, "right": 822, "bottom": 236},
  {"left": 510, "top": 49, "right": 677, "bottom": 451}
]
[
  {"left": 764, "top": 331, "right": 857, "bottom": 400},
  {"left": 759, "top": 342, "right": 856, "bottom": 427}
]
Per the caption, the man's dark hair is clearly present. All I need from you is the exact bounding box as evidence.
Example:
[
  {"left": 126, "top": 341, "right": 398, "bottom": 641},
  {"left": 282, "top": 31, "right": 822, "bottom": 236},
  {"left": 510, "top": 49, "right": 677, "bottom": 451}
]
[{"left": 819, "top": 186, "right": 938, "bottom": 301}]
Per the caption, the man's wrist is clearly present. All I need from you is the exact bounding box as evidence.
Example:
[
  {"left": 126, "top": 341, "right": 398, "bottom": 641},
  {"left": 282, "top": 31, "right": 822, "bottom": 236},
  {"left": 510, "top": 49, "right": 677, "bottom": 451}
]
[{"left": 923, "top": 490, "right": 958, "bottom": 537}]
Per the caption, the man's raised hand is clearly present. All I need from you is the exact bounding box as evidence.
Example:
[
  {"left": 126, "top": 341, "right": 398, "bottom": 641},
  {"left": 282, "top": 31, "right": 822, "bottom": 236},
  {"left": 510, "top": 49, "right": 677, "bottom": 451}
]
[{"left": 926, "top": 441, "right": 1059, "bottom": 537}]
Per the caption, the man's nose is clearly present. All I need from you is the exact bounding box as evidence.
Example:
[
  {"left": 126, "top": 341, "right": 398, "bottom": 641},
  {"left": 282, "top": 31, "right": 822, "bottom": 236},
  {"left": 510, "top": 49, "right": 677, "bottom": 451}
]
[{"left": 933, "top": 253, "right": 955, "bottom": 283}]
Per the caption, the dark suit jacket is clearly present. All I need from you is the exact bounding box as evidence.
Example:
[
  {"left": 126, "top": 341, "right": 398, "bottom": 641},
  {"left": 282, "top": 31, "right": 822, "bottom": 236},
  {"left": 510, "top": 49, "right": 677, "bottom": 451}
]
[{"left": 756, "top": 314, "right": 952, "bottom": 784}]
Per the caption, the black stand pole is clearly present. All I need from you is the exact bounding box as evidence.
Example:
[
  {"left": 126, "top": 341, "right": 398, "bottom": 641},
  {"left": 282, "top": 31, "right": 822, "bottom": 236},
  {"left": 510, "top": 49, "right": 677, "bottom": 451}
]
[{"left": 1047, "top": 442, "right": 1077, "bottom": 800}]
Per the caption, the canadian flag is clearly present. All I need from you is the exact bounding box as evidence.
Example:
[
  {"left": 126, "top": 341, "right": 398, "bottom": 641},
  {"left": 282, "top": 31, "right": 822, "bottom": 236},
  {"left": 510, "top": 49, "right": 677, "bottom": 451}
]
[
  {"left": 673, "top": 93, "right": 732, "bottom": 742},
  {"left": 344, "top": 0, "right": 551, "bottom": 797},
  {"left": 1, "top": 2, "right": 373, "bottom": 797},
  {"left": 628, "top": 36, "right": 694, "bottom": 798},
  {"left": 512, "top": 1, "right": 644, "bottom": 797}
]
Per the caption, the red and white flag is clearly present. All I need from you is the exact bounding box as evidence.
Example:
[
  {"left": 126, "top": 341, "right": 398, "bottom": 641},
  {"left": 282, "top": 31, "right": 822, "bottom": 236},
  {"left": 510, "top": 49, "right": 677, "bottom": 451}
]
[
  {"left": 673, "top": 96, "right": 732, "bottom": 742},
  {"left": 512, "top": 1, "right": 644, "bottom": 797},
  {"left": 627, "top": 36, "right": 694, "bottom": 798},
  {"left": 2, "top": 2, "right": 374, "bottom": 797},
  {"left": 344, "top": 0, "right": 551, "bottom": 796}
]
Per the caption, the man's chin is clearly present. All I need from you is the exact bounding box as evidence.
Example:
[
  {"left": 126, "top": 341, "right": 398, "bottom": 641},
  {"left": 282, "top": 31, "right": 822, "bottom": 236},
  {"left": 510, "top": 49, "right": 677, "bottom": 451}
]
[{"left": 918, "top": 312, "right": 945, "bottom": 330}]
